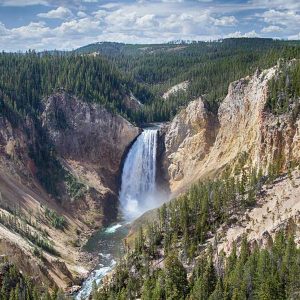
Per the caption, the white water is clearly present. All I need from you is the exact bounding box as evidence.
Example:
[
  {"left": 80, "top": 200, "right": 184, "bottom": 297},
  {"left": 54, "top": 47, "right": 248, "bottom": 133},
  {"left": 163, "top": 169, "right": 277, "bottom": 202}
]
[
  {"left": 104, "top": 223, "right": 122, "bottom": 233},
  {"left": 76, "top": 262, "right": 115, "bottom": 300},
  {"left": 75, "top": 223, "right": 125, "bottom": 300},
  {"left": 119, "top": 128, "right": 159, "bottom": 220}
]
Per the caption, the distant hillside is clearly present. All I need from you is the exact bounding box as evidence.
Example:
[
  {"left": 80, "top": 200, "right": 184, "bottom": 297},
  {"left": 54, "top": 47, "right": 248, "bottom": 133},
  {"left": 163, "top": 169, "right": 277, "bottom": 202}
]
[
  {"left": 0, "top": 52, "right": 151, "bottom": 123},
  {"left": 75, "top": 38, "right": 300, "bottom": 121}
]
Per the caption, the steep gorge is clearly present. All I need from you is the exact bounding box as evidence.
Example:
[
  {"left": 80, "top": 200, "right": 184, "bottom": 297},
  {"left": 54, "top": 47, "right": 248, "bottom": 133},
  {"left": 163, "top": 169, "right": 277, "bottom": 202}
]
[
  {"left": 0, "top": 92, "right": 139, "bottom": 290},
  {"left": 1, "top": 53, "right": 300, "bottom": 297}
]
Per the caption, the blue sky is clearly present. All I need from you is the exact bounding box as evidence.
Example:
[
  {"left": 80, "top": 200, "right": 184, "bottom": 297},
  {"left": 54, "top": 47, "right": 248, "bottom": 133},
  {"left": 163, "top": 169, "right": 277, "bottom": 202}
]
[{"left": 0, "top": 0, "right": 299, "bottom": 51}]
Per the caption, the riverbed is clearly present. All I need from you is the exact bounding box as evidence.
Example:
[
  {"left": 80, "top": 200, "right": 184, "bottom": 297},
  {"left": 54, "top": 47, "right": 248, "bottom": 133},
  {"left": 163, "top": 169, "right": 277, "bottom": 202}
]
[{"left": 75, "top": 223, "right": 129, "bottom": 299}]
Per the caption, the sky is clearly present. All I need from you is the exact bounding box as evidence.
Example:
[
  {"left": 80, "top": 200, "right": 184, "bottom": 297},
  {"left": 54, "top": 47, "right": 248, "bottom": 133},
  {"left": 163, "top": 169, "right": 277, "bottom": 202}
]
[{"left": 0, "top": 0, "right": 299, "bottom": 51}]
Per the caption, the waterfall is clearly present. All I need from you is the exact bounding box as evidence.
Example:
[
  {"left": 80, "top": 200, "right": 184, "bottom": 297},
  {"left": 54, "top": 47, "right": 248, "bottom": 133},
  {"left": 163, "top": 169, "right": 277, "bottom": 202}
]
[
  {"left": 120, "top": 128, "right": 158, "bottom": 220},
  {"left": 76, "top": 127, "right": 162, "bottom": 299}
]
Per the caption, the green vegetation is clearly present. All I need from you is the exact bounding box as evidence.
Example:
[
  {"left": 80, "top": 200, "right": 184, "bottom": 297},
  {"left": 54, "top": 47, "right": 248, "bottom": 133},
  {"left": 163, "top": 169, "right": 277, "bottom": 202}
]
[
  {"left": 93, "top": 158, "right": 299, "bottom": 299},
  {"left": 28, "top": 140, "right": 66, "bottom": 198},
  {"left": 0, "top": 261, "right": 65, "bottom": 299},
  {"left": 0, "top": 52, "right": 145, "bottom": 122},
  {"left": 95, "top": 228, "right": 300, "bottom": 300},
  {"left": 189, "top": 232, "right": 299, "bottom": 300},
  {"left": 29, "top": 140, "right": 86, "bottom": 200},
  {"left": 1, "top": 39, "right": 300, "bottom": 198},
  {"left": 76, "top": 38, "right": 300, "bottom": 121},
  {"left": 1, "top": 39, "right": 300, "bottom": 126},
  {"left": 0, "top": 210, "right": 58, "bottom": 256},
  {"left": 44, "top": 207, "right": 66, "bottom": 230},
  {"left": 65, "top": 173, "right": 86, "bottom": 201},
  {"left": 92, "top": 168, "right": 259, "bottom": 298},
  {"left": 267, "top": 59, "right": 300, "bottom": 115}
]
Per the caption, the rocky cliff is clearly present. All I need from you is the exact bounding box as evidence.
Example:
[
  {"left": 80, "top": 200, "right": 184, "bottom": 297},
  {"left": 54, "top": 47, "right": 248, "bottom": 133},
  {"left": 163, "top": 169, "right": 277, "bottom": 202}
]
[
  {"left": 163, "top": 63, "right": 300, "bottom": 194},
  {"left": 162, "top": 97, "right": 219, "bottom": 191},
  {"left": 41, "top": 92, "right": 140, "bottom": 224},
  {"left": 0, "top": 92, "right": 139, "bottom": 290}
]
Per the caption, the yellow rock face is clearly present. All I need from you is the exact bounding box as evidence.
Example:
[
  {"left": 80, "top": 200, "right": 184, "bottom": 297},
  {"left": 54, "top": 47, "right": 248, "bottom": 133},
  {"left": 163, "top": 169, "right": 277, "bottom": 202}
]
[{"left": 164, "top": 65, "right": 300, "bottom": 195}]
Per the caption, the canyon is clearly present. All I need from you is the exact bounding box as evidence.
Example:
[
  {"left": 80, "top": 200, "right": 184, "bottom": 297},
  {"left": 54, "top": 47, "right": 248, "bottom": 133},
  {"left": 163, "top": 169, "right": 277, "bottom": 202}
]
[
  {"left": 0, "top": 92, "right": 139, "bottom": 290},
  {"left": 0, "top": 58, "right": 300, "bottom": 297}
]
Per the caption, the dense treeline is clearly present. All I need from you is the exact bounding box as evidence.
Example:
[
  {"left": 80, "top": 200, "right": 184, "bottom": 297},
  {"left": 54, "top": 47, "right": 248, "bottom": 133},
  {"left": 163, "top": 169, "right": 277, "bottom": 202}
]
[
  {"left": 137, "top": 41, "right": 300, "bottom": 121},
  {"left": 188, "top": 232, "right": 300, "bottom": 300},
  {"left": 0, "top": 261, "right": 65, "bottom": 299},
  {"left": 2, "top": 39, "right": 300, "bottom": 125},
  {"left": 0, "top": 52, "right": 148, "bottom": 122},
  {"left": 95, "top": 231, "right": 300, "bottom": 300},
  {"left": 267, "top": 59, "right": 300, "bottom": 115}
]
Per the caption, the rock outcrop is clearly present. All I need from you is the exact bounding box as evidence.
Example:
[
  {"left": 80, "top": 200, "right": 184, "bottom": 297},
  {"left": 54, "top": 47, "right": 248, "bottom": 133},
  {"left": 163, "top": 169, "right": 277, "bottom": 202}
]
[
  {"left": 163, "top": 64, "right": 300, "bottom": 194},
  {"left": 212, "top": 169, "right": 300, "bottom": 256},
  {"left": 40, "top": 92, "right": 140, "bottom": 224},
  {"left": 163, "top": 97, "right": 218, "bottom": 191},
  {"left": 41, "top": 92, "right": 139, "bottom": 196}
]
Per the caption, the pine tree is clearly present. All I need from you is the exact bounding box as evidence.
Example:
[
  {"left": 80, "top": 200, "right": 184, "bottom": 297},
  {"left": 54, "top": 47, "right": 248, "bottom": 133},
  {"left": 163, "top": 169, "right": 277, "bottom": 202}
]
[{"left": 164, "top": 254, "right": 188, "bottom": 299}]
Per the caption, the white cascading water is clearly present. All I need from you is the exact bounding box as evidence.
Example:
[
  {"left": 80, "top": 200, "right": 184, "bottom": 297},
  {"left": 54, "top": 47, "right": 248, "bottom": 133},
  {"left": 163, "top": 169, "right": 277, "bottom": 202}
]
[{"left": 120, "top": 128, "right": 158, "bottom": 220}]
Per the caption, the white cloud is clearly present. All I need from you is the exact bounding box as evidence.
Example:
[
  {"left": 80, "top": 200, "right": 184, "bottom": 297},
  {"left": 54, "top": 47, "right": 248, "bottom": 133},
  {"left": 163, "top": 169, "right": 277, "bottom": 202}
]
[
  {"left": 213, "top": 16, "right": 237, "bottom": 26},
  {"left": 0, "top": 0, "right": 48, "bottom": 6},
  {"left": 11, "top": 21, "right": 51, "bottom": 39},
  {"left": 261, "top": 25, "right": 282, "bottom": 33},
  {"left": 38, "top": 6, "right": 73, "bottom": 19},
  {"left": 0, "top": 22, "right": 9, "bottom": 36},
  {"left": 99, "top": 3, "right": 120, "bottom": 9},
  {"left": 54, "top": 17, "right": 100, "bottom": 36},
  {"left": 250, "top": 0, "right": 300, "bottom": 11},
  {"left": 93, "top": 10, "right": 108, "bottom": 19},
  {"left": 1, "top": 0, "right": 299, "bottom": 52},
  {"left": 136, "top": 14, "right": 158, "bottom": 28},
  {"left": 77, "top": 11, "right": 87, "bottom": 18},
  {"left": 227, "top": 30, "right": 259, "bottom": 38},
  {"left": 288, "top": 33, "right": 300, "bottom": 40},
  {"left": 260, "top": 9, "right": 300, "bottom": 27}
]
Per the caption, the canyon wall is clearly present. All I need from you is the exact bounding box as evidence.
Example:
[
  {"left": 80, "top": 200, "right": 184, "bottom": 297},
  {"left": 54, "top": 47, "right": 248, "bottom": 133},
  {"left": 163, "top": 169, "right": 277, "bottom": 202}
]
[
  {"left": 163, "top": 64, "right": 300, "bottom": 194},
  {"left": 41, "top": 92, "right": 140, "bottom": 223},
  {"left": 0, "top": 93, "right": 139, "bottom": 289}
]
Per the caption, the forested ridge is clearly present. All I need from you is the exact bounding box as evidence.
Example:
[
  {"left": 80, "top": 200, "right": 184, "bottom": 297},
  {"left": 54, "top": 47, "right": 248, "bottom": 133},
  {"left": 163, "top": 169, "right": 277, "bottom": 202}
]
[
  {"left": 76, "top": 38, "right": 300, "bottom": 120},
  {"left": 267, "top": 59, "right": 300, "bottom": 115},
  {"left": 0, "top": 52, "right": 147, "bottom": 123},
  {"left": 1, "top": 38, "right": 300, "bottom": 126}
]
